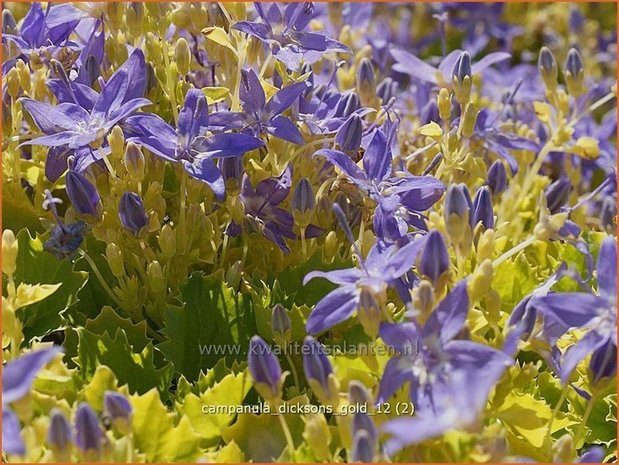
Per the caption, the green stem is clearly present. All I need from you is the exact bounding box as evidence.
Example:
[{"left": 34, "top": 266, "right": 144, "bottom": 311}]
[
  {"left": 547, "top": 383, "right": 569, "bottom": 445},
  {"left": 574, "top": 393, "right": 596, "bottom": 446},
  {"left": 492, "top": 235, "right": 537, "bottom": 267},
  {"left": 284, "top": 352, "right": 300, "bottom": 389},
  {"left": 79, "top": 251, "right": 122, "bottom": 307},
  {"left": 278, "top": 413, "right": 296, "bottom": 462}
]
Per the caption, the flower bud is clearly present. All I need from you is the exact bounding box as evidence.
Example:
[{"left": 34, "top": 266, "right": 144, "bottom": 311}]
[
  {"left": 476, "top": 228, "right": 495, "bottom": 262},
  {"left": 48, "top": 409, "right": 72, "bottom": 461},
  {"left": 2, "top": 229, "right": 18, "bottom": 277},
  {"left": 16, "top": 60, "right": 31, "bottom": 93},
  {"left": 271, "top": 303, "right": 292, "bottom": 347},
  {"left": 225, "top": 260, "right": 243, "bottom": 290},
  {"left": 66, "top": 171, "right": 101, "bottom": 218},
  {"left": 334, "top": 92, "right": 360, "bottom": 118},
  {"left": 460, "top": 103, "right": 479, "bottom": 138},
  {"left": 119, "top": 192, "right": 148, "bottom": 236},
  {"left": 103, "top": 391, "right": 132, "bottom": 434},
  {"left": 336, "top": 114, "right": 363, "bottom": 153},
  {"left": 108, "top": 125, "right": 125, "bottom": 158},
  {"left": 487, "top": 160, "right": 507, "bottom": 194},
  {"left": 351, "top": 430, "right": 375, "bottom": 463},
  {"left": 444, "top": 183, "right": 472, "bottom": 242},
  {"left": 444, "top": 183, "right": 472, "bottom": 219},
  {"left": 438, "top": 87, "right": 452, "bottom": 121},
  {"left": 348, "top": 381, "right": 372, "bottom": 406},
  {"left": 157, "top": 224, "right": 176, "bottom": 259},
  {"left": 376, "top": 77, "right": 397, "bottom": 103},
  {"left": 106, "top": 243, "right": 125, "bottom": 277},
  {"left": 468, "top": 259, "right": 493, "bottom": 302},
  {"left": 356, "top": 58, "right": 376, "bottom": 107},
  {"left": 412, "top": 280, "right": 435, "bottom": 320},
  {"left": 564, "top": 48, "right": 585, "bottom": 97},
  {"left": 7, "top": 68, "right": 20, "bottom": 99},
  {"left": 2, "top": 9, "right": 17, "bottom": 34},
  {"left": 471, "top": 186, "right": 494, "bottom": 230},
  {"left": 352, "top": 411, "right": 377, "bottom": 441},
  {"left": 538, "top": 46, "right": 558, "bottom": 90},
  {"left": 219, "top": 157, "right": 244, "bottom": 194},
  {"left": 419, "top": 231, "right": 449, "bottom": 284},
  {"left": 323, "top": 231, "right": 339, "bottom": 263},
  {"left": 292, "top": 178, "right": 316, "bottom": 213},
  {"left": 75, "top": 403, "right": 103, "bottom": 461},
  {"left": 302, "top": 414, "right": 332, "bottom": 460},
  {"left": 552, "top": 434, "right": 575, "bottom": 463},
  {"left": 303, "top": 336, "right": 339, "bottom": 407},
  {"left": 124, "top": 142, "right": 145, "bottom": 182},
  {"left": 452, "top": 51, "right": 472, "bottom": 104},
  {"left": 147, "top": 261, "right": 166, "bottom": 294},
  {"left": 545, "top": 177, "right": 571, "bottom": 214},
  {"left": 175, "top": 37, "right": 192, "bottom": 75},
  {"left": 358, "top": 289, "right": 382, "bottom": 339},
  {"left": 248, "top": 336, "right": 284, "bottom": 405}
]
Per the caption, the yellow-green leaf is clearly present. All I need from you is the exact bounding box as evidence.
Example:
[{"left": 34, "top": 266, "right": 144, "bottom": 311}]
[
  {"left": 418, "top": 121, "right": 443, "bottom": 139},
  {"left": 202, "top": 27, "right": 238, "bottom": 56},
  {"left": 13, "top": 283, "right": 62, "bottom": 311},
  {"left": 202, "top": 87, "right": 230, "bottom": 105}
]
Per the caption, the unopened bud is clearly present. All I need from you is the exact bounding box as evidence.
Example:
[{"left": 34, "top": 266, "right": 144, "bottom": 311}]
[
  {"left": 471, "top": 186, "right": 494, "bottom": 230},
  {"left": 157, "top": 224, "right": 176, "bottom": 259},
  {"left": 124, "top": 142, "right": 145, "bottom": 182},
  {"left": 461, "top": 103, "right": 478, "bottom": 138},
  {"left": 147, "top": 261, "right": 166, "bottom": 293},
  {"left": 108, "top": 125, "right": 125, "bottom": 157},
  {"left": 303, "top": 414, "right": 331, "bottom": 460},
  {"left": 545, "top": 177, "right": 571, "bottom": 214},
  {"left": 438, "top": 88, "right": 452, "bottom": 121},
  {"left": 106, "top": 243, "right": 125, "bottom": 277},
  {"left": 356, "top": 58, "right": 376, "bottom": 107},
  {"left": 119, "top": 192, "right": 148, "bottom": 236},
  {"left": 2, "top": 229, "right": 18, "bottom": 277},
  {"left": 48, "top": 409, "right": 73, "bottom": 461},
  {"left": 248, "top": 336, "right": 284, "bottom": 405},
  {"left": 103, "top": 391, "right": 132, "bottom": 434},
  {"left": 538, "top": 46, "right": 558, "bottom": 90},
  {"left": 419, "top": 231, "right": 449, "bottom": 284},
  {"left": 468, "top": 259, "right": 493, "bottom": 302},
  {"left": 75, "top": 403, "right": 103, "bottom": 461},
  {"left": 334, "top": 92, "right": 360, "bottom": 118},
  {"left": 336, "top": 113, "right": 363, "bottom": 153},
  {"left": 452, "top": 51, "right": 472, "bottom": 104},
  {"left": 175, "top": 37, "right": 192, "bottom": 75},
  {"left": 66, "top": 171, "right": 102, "bottom": 218},
  {"left": 292, "top": 178, "right": 316, "bottom": 214},
  {"left": 7, "top": 68, "right": 20, "bottom": 99},
  {"left": 225, "top": 260, "right": 243, "bottom": 290},
  {"left": 487, "top": 160, "right": 508, "bottom": 194},
  {"left": 303, "top": 336, "right": 340, "bottom": 407},
  {"left": 271, "top": 304, "right": 292, "bottom": 346},
  {"left": 564, "top": 48, "right": 585, "bottom": 97},
  {"left": 552, "top": 434, "right": 575, "bottom": 463}
]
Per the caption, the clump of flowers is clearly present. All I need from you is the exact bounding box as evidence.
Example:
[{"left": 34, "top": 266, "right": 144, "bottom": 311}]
[{"left": 2, "top": 2, "right": 616, "bottom": 463}]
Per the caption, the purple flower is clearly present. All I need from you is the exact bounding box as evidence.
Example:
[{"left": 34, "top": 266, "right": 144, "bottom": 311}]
[
  {"left": 21, "top": 49, "right": 150, "bottom": 179},
  {"left": 2, "top": 3, "right": 80, "bottom": 73},
  {"left": 382, "top": 369, "right": 504, "bottom": 455},
  {"left": 248, "top": 335, "right": 283, "bottom": 402},
  {"left": 118, "top": 192, "right": 148, "bottom": 236},
  {"left": 232, "top": 3, "right": 350, "bottom": 69},
  {"left": 226, "top": 165, "right": 320, "bottom": 252},
  {"left": 472, "top": 109, "right": 539, "bottom": 174},
  {"left": 315, "top": 128, "right": 445, "bottom": 240},
  {"left": 545, "top": 177, "right": 572, "bottom": 214},
  {"left": 2, "top": 347, "right": 63, "bottom": 456},
  {"left": 377, "top": 281, "right": 511, "bottom": 413},
  {"left": 390, "top": 48, "right": 510, "bottom": 87},
  {"left": 534, "top": 236, "right": 617, "bottom": 384},
  {"left": 126, "top": 89, "right": 264, "bottom": 199},
  {"left": 210, "top": 69, "right": 310, "bottom": 145},
  {"left": 303, "top": 236, "right": 427, "bottom": 334}
]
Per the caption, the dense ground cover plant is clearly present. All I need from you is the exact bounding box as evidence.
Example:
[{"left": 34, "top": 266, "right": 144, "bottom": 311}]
[{"left": 2, "top": 2, "right": 617, "bottom": 463}]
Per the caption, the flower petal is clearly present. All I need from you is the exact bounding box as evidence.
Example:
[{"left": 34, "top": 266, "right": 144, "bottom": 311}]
[
  {"left": 306, "top": 286, "right": 359, "bottom": 335},
  {"left": 3, "top": 347, "right": 63, "bottom": 404}
]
